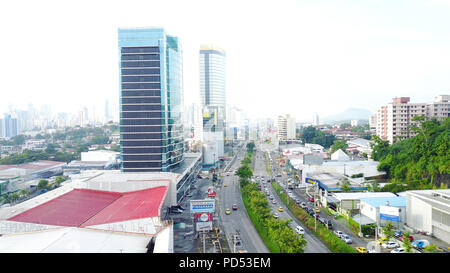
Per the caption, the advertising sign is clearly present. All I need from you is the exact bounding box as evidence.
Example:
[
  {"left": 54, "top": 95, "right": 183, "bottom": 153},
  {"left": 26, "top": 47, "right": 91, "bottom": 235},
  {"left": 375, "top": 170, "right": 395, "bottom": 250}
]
[
  {"left": 195, "top": 213, "right": 213, "bottom": 222},
  {"left": 380, "top": 205, "right": 400, "bottom": 222},
  {"left": 190, "top": 199, "right": 215, "bottom": 213},
  {"left": 305, "top": 178, "right": 318, "bottom": 185},
  {"left": 196, "top": 221, "right": 213, "bottom": 231}
]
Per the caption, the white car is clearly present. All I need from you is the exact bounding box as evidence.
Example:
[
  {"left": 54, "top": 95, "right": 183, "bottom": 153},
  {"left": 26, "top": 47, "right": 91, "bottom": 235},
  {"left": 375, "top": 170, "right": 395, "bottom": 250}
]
[
  {"left": 272, "top": 199, "right": 277, "bottom": 204},
  {"left": 294, "top": 226, "right": 304, "bottom": 235},
  {"left": 382, "top": 241, "right": 400, "bottom": 249},
  {"left": 341, "top": 234, "right": 352, "bottom": 244},
  {"left": 391, "top": 247, "right": 406, "bottom": 253},
  {"left": 334, "top": 230, "right": 344, "bottom": 238},
  {"left": 273, "top": 213, "right": 279, "bottom": 219}
]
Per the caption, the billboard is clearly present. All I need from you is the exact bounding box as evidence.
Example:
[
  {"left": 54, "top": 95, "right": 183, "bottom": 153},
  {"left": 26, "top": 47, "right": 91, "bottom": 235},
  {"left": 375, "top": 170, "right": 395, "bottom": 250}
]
[
  {"left": 195, "top": 213, "right": 213, "bottom": 222},
  {"left": 190, "top": 199, "right": 215, "bottom": 213},
  {"left": 305, "top": 178, "right": 318, "bottom": 185},
  {"left": 196, "top": 221, "right": 213, "bottom": 231},
  {"left": 380, "top": 206, "right": 400, "bottom": 222}
]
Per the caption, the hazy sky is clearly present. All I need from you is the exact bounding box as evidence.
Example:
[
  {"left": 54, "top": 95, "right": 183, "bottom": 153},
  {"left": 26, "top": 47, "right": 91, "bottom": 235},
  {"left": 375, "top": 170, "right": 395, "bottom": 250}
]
[{"left": 1, "top": 0, "right": 450, "bottom": 122}]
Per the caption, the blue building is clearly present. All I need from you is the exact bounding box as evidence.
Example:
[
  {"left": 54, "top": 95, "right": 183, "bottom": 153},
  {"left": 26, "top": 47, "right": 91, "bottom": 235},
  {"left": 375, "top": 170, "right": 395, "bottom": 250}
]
[
  {"left": 1, "top": 114, "right": 18, "bottom": 139},
  {"left": 118, "top": 28, "right": 184, "bottom": 172}
]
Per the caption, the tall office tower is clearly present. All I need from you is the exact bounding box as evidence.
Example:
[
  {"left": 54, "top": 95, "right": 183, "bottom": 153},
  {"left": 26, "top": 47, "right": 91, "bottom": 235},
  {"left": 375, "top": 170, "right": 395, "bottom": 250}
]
[
  {"left": 376, "top": 95, "right": 450, "bottom": 144},
  {"left": 313, "top": 112, "right": 320, "bottom": 126},
  {"left": 2, "top": 114, "right": 18, "bottom": 139},
  {"left": 118, "top": 28, "right": 184, "bottom": 172},
  {"left": 200, "top": 45, "right": 226, "bottom": 160}
]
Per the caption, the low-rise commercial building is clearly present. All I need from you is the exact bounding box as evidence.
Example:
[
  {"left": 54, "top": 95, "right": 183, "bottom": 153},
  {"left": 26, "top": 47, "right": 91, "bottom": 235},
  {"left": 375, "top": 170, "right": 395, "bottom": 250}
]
[{"left": 406, "top": 189, "right": 450, "bottom": 244}]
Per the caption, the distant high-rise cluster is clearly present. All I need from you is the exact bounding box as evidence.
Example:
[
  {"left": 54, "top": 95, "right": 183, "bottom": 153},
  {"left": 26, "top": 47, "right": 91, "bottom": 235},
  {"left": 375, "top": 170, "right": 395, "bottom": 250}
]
[
  {"left": 0, "top": 113, "right": 18, "bottom": 140},
  {"left": 276, "top": 114, "right": 296, "bottom": 142},
  {"left": 375, "top": 95, "right": 450, "bottom": 143}
]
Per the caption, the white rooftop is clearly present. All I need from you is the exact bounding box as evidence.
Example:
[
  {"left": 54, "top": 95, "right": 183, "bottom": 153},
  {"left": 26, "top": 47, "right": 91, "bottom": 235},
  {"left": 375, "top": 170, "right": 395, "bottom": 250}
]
[
  {"left": 0, "top": 227, "right": 152, "bottom": 253},
  {"left": 332, "top": 192, "right": 397, "bottom": 201}
]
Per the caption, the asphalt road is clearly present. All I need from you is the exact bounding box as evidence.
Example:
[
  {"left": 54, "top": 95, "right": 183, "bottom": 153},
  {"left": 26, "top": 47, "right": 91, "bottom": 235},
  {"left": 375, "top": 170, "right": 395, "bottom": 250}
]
[
  {"left": 253, "top": 146, "right": 331, "bottom": 253},
  {"left": 218, "top": 147, "right": 269, "bottom": 253}
]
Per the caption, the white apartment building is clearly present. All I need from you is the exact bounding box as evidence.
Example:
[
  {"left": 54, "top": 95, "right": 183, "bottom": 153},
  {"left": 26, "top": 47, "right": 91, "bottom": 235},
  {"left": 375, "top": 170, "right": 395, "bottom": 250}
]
[
  {"left": 276, "top": 114, "right": 296, "bottom": 141},
  {"left": 376, "top": 95, "right": 450, "bottom": 143}
]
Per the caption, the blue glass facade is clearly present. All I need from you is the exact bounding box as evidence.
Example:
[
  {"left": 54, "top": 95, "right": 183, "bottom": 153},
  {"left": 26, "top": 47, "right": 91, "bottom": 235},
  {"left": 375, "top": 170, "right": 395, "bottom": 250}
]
[{"left": 118, "top": 28, "right": 184, "bottom": 172}]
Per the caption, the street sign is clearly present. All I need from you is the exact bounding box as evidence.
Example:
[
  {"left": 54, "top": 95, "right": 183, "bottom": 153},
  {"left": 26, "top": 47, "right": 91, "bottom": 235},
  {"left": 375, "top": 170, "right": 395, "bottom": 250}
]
[{"left": 190, "top": 199, "right": 216, "bottom": 213}]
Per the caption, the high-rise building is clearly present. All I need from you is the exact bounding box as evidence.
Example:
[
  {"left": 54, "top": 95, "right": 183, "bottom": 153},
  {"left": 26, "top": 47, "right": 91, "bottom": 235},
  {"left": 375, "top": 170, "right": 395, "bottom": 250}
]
[
  {"left": 1, "top": 114, "right": 18, "bottom": 139},
  {"left": 313, "top": 113, "right": 320, "bottom": 126},
  {"left": 376, "top": 95, "right": 450, "bottom": 143},
  {"left": 118, "top": 28, "right": 184, "bottom": 172},
  {"left": 200, "top": 45, "right": 226, "bottom": 166},
  {"left": 276, "top": 114, "right": 296, "bottom": 141}
]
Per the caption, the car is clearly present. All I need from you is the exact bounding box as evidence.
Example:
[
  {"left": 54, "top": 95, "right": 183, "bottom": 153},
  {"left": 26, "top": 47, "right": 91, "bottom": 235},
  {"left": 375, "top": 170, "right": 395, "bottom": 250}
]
[
  {"left": 225, "top": 209, "right": 231, "bottom": 215},
  {"left": 412, "top": 240, "right": 430, "bottom": 249},
  {"left": 318, "top": 217, "right": 327, "bottom": 225},
  {"left": 272, "top": 199, "right": 277, "bottom": 204},
  {"left": 257, "top": 184, "right": 261, "bottom": 188},
  {"left": 273, "top": 213, "right": 279, "bottom": 219},
  {"left": 341, "top": 234, "right": 352, "bottom": 244},
  {"left": 334, "top": 230, "right": 344, "bottom": 238},
  {"left": 308, "top": 196, "right": 314, "bottom": 202},
  {"left": 355, "top": 247, "right": 368, "bottom": 253},
  {"left": 269, "top": 195, "right": 274, "bottom": 200},
  {"left": 326, "top": 220, "right": 333, "bottom": 230},
  {"left": 294, "top": 226, "right": 304, "bottom": 235},
  {"left": 399, "top": 235, "right": 414, "bottom": 242},
  {"left": 224, "top": 184, "right": 228, "bottom": 187},
  {"left": 232, "top": 204, "right": 238, "bottom": 210},
  {"left": 394, "top": 230, "right": 403, "bottom": 238},
  {"left": 278, "top": 207, "right": 284, "bottom": 212},
  {"left": 391, "top": 247, "right": 406, "bottom": 253},
  {"left": 300, "top": 202, "right": 307, "bottom": 209},
  {"left": 377, "top": 237, "right": 389, "bottom": 246},
  {"left": 382, "top": 241, "right": 400, "bottom": 249},
  {"left": 266, "top": 191, "right": 270, "bottom": 196}
]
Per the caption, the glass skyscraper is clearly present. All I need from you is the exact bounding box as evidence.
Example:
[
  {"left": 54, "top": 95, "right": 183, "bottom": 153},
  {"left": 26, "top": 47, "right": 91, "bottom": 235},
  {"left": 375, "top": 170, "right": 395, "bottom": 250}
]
[{"left": 118, "top": 28, "right": 184, "bottom": 172}]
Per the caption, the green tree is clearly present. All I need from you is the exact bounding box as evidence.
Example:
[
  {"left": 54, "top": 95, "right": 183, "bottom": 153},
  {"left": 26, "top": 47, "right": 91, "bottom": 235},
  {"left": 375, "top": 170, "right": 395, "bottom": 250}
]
[
  {"left": 402, "top": 232, "right": 413, "bottom": 252},
  {"left": 381, "top": 222, "right": 395, "bottom": 240},
  {"left": 423, "top": 244, "right": 440, "bottom": 253},
  {"left": 236, "top": 165, "right": 253, "bottom": 181},
  {"left": 37, "top": 179, "right": 49, "bottom": 190},
  {"left": 330, "top": 139, "right": 348, "bottom": 154},
  {"left": 246, "top": 141, "right": 256, "bottom": 152}
]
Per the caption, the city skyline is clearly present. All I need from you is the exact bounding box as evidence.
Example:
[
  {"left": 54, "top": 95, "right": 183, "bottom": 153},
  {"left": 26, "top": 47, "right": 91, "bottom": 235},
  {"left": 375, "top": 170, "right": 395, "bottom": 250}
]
[{"left": 1, "top": 0, "right": 450, "bottom": 122}]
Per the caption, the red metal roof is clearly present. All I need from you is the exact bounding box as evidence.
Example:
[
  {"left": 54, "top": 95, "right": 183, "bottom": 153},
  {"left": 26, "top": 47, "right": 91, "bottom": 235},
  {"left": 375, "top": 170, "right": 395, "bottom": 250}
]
[
  {"left": 7, "top": 186, "right": 167, "bottom": 227},
  {"left": 81, "top": 186, "right": 167, "bottom": 227},
  {"left": 8, "top": 189, "right": 122, "bottom": 227}
]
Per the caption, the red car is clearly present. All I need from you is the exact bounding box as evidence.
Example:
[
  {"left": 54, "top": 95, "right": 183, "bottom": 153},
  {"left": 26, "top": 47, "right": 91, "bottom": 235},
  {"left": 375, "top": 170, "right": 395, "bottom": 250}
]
[
  {"left": 232, "top": 204, "right": 238, "bottom": 210},
  {"left": 308, "top": 196, "right": 314, "bottom": 202},
  {"left": 399, "top": 235, "right": 414, "bottom": 242}
]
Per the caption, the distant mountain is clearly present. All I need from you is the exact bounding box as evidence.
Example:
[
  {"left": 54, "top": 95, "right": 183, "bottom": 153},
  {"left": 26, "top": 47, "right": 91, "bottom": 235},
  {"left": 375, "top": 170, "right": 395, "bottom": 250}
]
[{"left": 322, "top": 108, "right": 373, "bottom": 123}]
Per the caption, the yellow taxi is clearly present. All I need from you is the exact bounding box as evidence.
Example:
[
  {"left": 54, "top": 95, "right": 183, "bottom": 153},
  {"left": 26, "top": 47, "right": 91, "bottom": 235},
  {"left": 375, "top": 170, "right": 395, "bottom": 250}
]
[
  {"left": 278, "top": 206, "right": 284, "bottom": 212},
  {"left": 225, "top": 209, "right": 231, "bottom": 215},
  {"left": 224, "top": 184, "right": 228, "bottom": 187},
  {"left": 355, "top": 247, "right": 368, "bottom": 253},
  {"left": 377, "top": 237, "right": 389, "bottom": 245}
]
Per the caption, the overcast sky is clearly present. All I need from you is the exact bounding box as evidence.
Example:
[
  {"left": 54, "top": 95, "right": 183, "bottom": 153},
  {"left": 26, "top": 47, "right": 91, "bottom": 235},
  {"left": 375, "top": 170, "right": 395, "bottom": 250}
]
[{"left": 1, "top": 0, "right": 450, "bottom": 122}]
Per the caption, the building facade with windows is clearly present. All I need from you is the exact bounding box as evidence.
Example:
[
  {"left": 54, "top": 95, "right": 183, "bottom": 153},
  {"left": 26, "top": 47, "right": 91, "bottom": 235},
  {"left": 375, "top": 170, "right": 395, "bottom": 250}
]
[
  {"left": 118, "top": 28, "right": 184, "bottom": 172},
  {"left": 376, "top": 95, "right": 450, "bottom": 144}
]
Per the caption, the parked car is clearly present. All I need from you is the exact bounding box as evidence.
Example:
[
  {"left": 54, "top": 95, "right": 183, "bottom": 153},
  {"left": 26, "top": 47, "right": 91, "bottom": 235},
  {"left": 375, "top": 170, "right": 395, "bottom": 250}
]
[
  {"left": 391, "top": 247, "right": 406, "bottom": 253},
  {"left": 399, "top": 235, "right": 414, "bottom": 242},
  {"left": 412, "top": 240, "right": 430, "bottom": 249},
  {"left": 232, "top": 204, "right": 238, "bottom": 210},
  {"left": 326, "top": 220, "right": 333, "bottom": 230},
  {"left": 341, "top": 234, "right": 353, "bottom": 244},
  {"left": 300, "top": 202, "right": 307, "bottom": 209},
  {"left": 334, "top": 230, "right": 344, "bottom": 238},
  {"left": 355, "top": 247, "right": 368, "bottom": 253},
  {"left": 295, "top": 226, "right": 305, "bottom": 235},
  {"left": 394, "top": 230, "right": 403, "bottom": 238},
  {"left": 382, "top": 241, "right": 400, "bottom": 249},
  {"left": 377, "top": 237, "right": 389, "bottom": 246}
]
